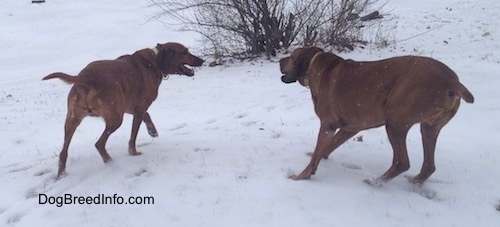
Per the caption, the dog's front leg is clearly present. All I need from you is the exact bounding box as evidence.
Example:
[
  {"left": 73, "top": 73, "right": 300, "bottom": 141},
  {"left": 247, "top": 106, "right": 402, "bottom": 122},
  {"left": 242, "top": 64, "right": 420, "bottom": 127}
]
[
  {"left": 143, "top": 112, "right": 158, "bottom": 137},
  {"left": 129, "top": 112, "right": 145, "bottom": 156},
  {"left": 290, "top": 124, "right": 337, "bottom": 180},
  {"left": 321, "top": 129, "right": 357, "bottom": 159}
]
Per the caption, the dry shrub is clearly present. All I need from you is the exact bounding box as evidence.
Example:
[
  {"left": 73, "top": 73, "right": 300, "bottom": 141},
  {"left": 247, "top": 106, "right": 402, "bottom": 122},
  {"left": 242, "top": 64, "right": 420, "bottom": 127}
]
[{"left": 150, "top": 0, "right": 386, "bottom": 59}]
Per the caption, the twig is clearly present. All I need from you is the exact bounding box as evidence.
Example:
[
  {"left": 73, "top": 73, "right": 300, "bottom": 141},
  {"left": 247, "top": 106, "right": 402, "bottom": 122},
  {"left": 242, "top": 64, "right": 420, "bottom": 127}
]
[{"left": 392, "top": 24, "right": 445, "bottom": 44}]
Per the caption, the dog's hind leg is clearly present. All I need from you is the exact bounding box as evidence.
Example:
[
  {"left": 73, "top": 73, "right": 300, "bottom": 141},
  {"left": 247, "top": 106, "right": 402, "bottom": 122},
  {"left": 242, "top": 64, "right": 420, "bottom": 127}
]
[
  {"left": 95, "top": 112, "right": 123, "bottom": 163},
  {"left": 143, "top": 112, "right": 158, "bottom": 137},
  {"left": 57, "top": 104, "right": 86, "bottom": 178},
  {"left": 379, "top": 123, "right": 411, "bottom": 182},
  {"left": 411, "top": 107, "right": 459, "bottom": 184},
  {"left": 408, "top": 123, "right": 439, "bottom": 185}
]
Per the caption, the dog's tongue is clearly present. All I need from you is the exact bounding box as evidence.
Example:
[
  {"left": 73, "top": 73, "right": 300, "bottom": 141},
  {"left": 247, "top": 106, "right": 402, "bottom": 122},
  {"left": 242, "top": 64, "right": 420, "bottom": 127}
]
[{"left": 180, "top": 65, "right": 195, "bottom": 76}]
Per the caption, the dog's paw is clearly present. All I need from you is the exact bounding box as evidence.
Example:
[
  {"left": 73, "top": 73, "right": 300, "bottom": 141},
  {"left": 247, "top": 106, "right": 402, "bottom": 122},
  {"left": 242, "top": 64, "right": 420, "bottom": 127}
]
[
  {"left": 102, "top": 156, "right": 113, "bottom": 163},
  {"left": 55, "top": 171, "right": 67, "bottom": 180},
  {"left": 288, "top": 172, "right": 312, "bottom": 181},
  {"left": 147, "top": 129, "right": 158, "bottom": 137},
  {"left": 363, "top": 177, "right": 384, "bottom": 187},
  {"left": 128, "top": 147, "right": 143, "bottom": 156},
  {"left": 404, "top": 175, "right": 424, "bottom": 186},
  {"left": 130, "top": 151, "right": 142, "bottom": 156}
]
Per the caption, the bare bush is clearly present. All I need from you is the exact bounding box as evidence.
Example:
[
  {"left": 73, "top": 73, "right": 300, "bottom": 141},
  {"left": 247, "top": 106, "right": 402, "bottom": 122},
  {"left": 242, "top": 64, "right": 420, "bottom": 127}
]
[
  {"left": 323, "top": 0, "right": 373, "bottom": 50},
  {"left": 150, "top": 0, "right": 384, "bottom": 59}
]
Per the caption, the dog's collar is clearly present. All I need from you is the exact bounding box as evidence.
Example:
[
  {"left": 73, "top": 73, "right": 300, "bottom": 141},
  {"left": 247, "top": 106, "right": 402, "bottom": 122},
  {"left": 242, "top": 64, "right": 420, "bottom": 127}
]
[
  {"left": 309, "top": 52, "right": 323, "bottom": 69},
  {"left": 150, "top": 47, "right": 168, "bottom": 79},
  {"left": 303, "top": 51, "right": 323, "bottom": 87},
  {"left": 151, "top": 47, "right": 159, "bottom": 55}
]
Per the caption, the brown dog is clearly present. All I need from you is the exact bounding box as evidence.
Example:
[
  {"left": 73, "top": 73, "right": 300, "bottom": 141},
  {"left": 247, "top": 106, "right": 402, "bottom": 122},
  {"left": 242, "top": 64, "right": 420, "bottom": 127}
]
[
  {"left": 43, "top": 42, "right": 204, "bottom": 178},
  {"left": 280, "top": 46, "right": 474, "bottom": 185}
]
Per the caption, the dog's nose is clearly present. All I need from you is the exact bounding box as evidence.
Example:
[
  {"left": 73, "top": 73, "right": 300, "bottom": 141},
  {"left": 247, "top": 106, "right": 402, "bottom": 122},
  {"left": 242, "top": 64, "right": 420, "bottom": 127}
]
[{"left": 194, "top": 57, "right": 204, "bottom": 66}]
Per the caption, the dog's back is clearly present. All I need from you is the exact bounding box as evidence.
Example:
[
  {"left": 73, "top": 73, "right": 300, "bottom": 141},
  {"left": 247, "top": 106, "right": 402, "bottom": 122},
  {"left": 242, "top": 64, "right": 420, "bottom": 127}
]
[
  {"left": 43, "top": 49, "right": 163, "bottom": 116},
  {"left": 309, "top": 54, "right": 474, "bottom": 129},
  {"left": 322, "top": 55, "right": 473, "bottom": 106}
]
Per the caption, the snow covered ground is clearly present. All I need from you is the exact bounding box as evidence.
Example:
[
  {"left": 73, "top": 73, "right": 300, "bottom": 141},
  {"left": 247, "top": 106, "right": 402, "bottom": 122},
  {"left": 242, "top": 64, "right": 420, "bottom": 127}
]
[{"left": 1, "top": 0, "right": 499, "bottom": 226}]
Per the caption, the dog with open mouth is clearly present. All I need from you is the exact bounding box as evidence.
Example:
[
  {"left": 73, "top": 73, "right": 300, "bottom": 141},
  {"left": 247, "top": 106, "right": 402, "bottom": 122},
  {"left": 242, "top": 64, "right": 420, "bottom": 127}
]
[
  {"left": 43, "top": 42, "right": 204, "bottom": 178},
  {"left": 280, "top": 46, "right": 474, "bottom": 185}
]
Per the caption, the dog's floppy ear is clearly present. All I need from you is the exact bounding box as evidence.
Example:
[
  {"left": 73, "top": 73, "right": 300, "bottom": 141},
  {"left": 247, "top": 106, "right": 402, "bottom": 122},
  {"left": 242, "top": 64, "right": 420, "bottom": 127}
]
[
  {"left": 293, "top": 47, "right": 321, "bottom": 77},
  {"left": 157, "top": 47, "right": 175, "bottom": 74},
  {"left": 293, "top": 52, "right": 309, "bottom": 76}
]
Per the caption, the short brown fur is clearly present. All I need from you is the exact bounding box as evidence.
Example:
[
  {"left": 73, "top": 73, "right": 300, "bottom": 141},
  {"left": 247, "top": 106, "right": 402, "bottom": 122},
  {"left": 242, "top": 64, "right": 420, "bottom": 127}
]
[
  {"left": 43, "top": 42, "right": 204, "bottom": 178},
  {"left": 280, "top": 47, "right": 473, "bottom": 184}
]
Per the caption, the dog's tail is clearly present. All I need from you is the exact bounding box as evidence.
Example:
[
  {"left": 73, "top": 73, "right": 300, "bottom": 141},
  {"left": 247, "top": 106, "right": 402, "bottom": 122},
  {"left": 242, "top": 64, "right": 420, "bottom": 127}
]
[
  {"left": 42, "top": 72, "right": 79, "bottom": 84},
  {"left": 451, "top": 82, "right": 474, "bottom": 103}
]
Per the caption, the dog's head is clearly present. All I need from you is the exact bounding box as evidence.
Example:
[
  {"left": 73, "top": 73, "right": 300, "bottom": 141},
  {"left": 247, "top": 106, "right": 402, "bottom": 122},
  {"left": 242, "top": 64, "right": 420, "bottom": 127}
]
[
  {"left": 155, "top": 42, "right": 204, "bottom": 77},
  {"left": 279, "top": 46, "right": 323, "bottom": 86}
]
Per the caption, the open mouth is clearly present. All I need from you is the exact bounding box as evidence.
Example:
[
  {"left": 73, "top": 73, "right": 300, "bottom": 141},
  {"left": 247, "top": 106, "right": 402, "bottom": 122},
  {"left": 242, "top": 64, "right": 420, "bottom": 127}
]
[
  {"left": 281, "top": 74, "right": 297, "bottom": 83},
  {"left": 179, "top": 64, "right": 195, "bottom": 76}
]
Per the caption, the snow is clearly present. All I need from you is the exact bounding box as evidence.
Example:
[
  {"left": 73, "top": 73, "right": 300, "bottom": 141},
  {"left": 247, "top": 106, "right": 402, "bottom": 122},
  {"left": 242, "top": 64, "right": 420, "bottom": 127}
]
[{"left": 1, "top": 0, "right": 499, "bottom": 226}]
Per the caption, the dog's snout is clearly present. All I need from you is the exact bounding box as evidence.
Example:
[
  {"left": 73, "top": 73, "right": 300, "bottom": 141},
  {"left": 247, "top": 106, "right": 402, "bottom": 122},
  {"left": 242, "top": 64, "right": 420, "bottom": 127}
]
[
  {"left": 189, "top": 55, "right": 204, "bottom": 66},
  {"left": 280, "top": 57, "right": 297, "bottom": 83},
  {"left": 279, "top": 57, "right": 289, "bottom": 73}
]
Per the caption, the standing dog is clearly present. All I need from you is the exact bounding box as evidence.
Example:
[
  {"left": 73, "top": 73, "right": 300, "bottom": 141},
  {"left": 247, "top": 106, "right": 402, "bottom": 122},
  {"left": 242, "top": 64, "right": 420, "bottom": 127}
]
[
  {"left": 280, "top": 47, "right": 474, "bottom": 185},
  {"left": 43, "top": 42, "right": 204, "bottom": 178}
]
